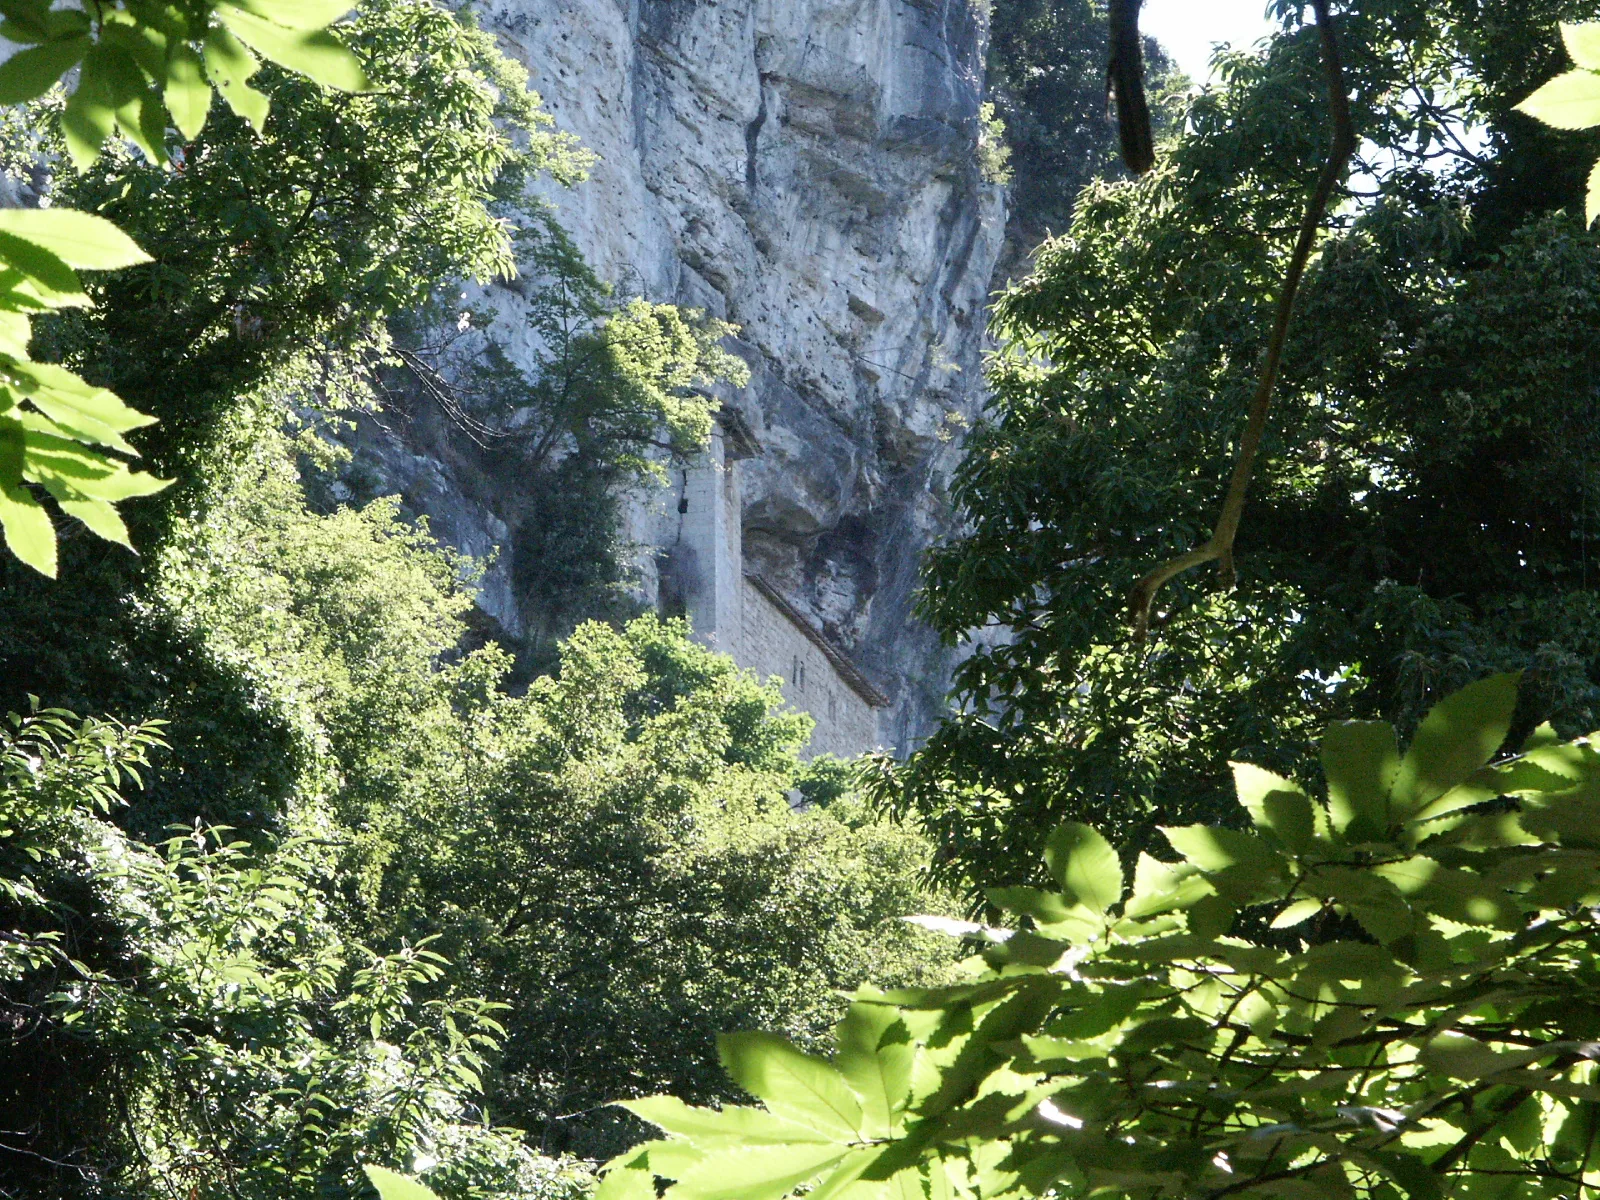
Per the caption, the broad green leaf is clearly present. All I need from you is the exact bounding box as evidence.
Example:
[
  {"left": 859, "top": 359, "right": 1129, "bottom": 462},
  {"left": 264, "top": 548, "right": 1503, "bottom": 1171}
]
[
  {"left": 1517, "top": 68, "right": 1600, "bottom": 130},
  {"left": 1419, "top": 1033, "right": 1542, "bottom": 1082},
  {"left": 593, "top": 1164, "right": 656, "bottom": 1200},
  {"left": 0, "top": 34, "right": 88, "bottom": 104},
  {"left": 94, "top": 43, "right": 165, "bottom": 162},
  {"left": 363, "top": 1167, "right": 441, "bottom": 1200},
  {"left": 204, "top": 26, "right": 270, "bottom": 132},
  {"left": 60, "top": 46, "right": 117, "bottom": 168},
  {"left": 668, "top": 1144, "right": 854, "bottom": 1200},
  {"left": 0, "top": 209, "right": 151, "bottom": 271},
  {"left": 1391, "top": 673, "right": 1519, "bottom": 817},
  {"left": 0, "top": 0, "right": 54, "bottom": 43},
  {"left": 718, "top": 1032, "right": 863, "bottom": 1139},
  {"left": 1232, "top": 762, "right": 1319, "bottom": 853},
  {"left": 1123, "top": 853, "right": 1213, "bottom": 919},
  {"left": 0, "top": 231, "right": 85, "bottom": 302},
  {"left": 9, "top": 364, "right": 156, "bottom": 453},
  {"left": 1161, "top": 824, "right": 1278, "bottom": 874},
  {"left": 1366, "top": 1150, "right": 1444, "bottom": 1200},
  {"left": 51, "top": 491, "right": 131, "bottom": 548},
  {"left": 1021, "top": 1034, "right": 1112, "bottom": 1063},
  {"left": 1373, "top": 855, "right": 1514, "bottom": 928},
  {"left": 836, "top": 1003, "right": 912, "bottom": 1138},
  {"left": 0, "top": 421, "right": 53, "bottom": 575},
  {"left": 615, "top": 1138, "right": 710, "bottom": 1181},
  {"left": 917, "top": 978, "right": 1060, "bottom": 1119},
  {"left": 1518, "top": 740, "right": 1593, "bottom": 782},
  {"left": 99, "top": 14, "right": 168, "bottom": 79},
  {"left": 621, "top": 1096, "right": 837, "bottom": 1146},
  {"left": 1407, "top": 780, "right": 1496, "bottom": 826},
  {"left": 216, "top": 4, "right": 371, "bottom": 91},
  {"left": 1565, "top": 23, "right": 1600, "bottom": 72},
  {"left": 1043, "top": 823, "right": 1122, "bottom": 914},
  {"left": 986, "top": 885, "right": 1077, "bottom": 925},
  {"left": 1522, "top": 721, "right": 1562, "bottom": 751},
  {"left": 1304, "top": 866, "right": 1413, "bottom": 943},
  {"left": 1321, "top": 720, "right": 1398, "bottom": 838},
  {"left": 802, "top": 1148, "right": 881, "bottom": 1200},
  {"left": 0, "top": 268, "right": 91, "bottom": 312},
  {"left": 1048, "top": 984, "right": 1151, "bottom": 1039},
  {"left": 18, "top": 427, "right": 170, "bottom": 501},
  {"left": 164, "top": 45, "right": 212, "bottom": 141},
  {"left": 0, "top": 470, "right": 54, "bottom": 575},
  {"left": 230, "top": 0, "right": 360, "bottom": 29},
  {"left": 987, "top": 886, "right": 1102, "bottom": 943},
  {"left": 0, "top": 310, "right": 28, "bottom": 357},
  {"left": 11, "top": 361, "right": 158, "bottom": 431},
  {"left": 1418, "top": 753, "right": 1578, "bottom": 829},
  {"left": 1270, "top": 897, "right": 1322, "bottom": 929}
]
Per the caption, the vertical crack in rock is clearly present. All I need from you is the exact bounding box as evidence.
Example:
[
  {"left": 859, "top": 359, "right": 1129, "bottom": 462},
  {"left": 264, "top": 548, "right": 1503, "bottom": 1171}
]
[{"left": 745, "top": 75, "right": 767, "bottom": 194}]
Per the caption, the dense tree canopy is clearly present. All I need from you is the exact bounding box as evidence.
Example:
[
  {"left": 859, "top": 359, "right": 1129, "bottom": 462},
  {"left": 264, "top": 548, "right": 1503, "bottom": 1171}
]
[
  {"left": 987, "top": 0, "right": 1180, "bottom": 247},
  {"left": 16, "top": 1, "right": 1600, "bottom": 1198},
  {"left": 0, "top": 0, "right": 956, "bottom": 1191},
  {"left": 602, "top": 674, "right": 1600, "bottom": 1200},
  {"left": 874, "top": 0, "right": 1600, "bottom": 893}
]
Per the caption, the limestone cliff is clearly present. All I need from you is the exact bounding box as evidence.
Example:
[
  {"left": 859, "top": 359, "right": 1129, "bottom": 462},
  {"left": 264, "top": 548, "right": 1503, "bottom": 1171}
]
[{"left": 357, "top": 0, "right": 1006, "bottom": 751}]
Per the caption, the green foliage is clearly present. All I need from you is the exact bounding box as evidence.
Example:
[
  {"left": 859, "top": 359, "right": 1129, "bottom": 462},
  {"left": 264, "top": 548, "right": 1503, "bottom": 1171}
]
[
  {"left": 0, "top": 706, "right": 576, "bottom": 1199},
  {"left": 1518, "top": 21, "right": 1600, "bottom": 223},
  {"left": 0, "top": 0, "right": 585, "bottom": 814},
  {"left": 976, "top": 101, "right": 1013, "bottom": 187},
  {"left": 602, "top": 674, "right": 1600, "bottom": 1200},
  {"left": 364, "top": 613, "right": 957, "bottom": 1159},
  {"left": 35, "top": 0, "right": 587, "bottom": 498},
  {"left": 390, "top": 216, "right": 747, "bottom": 653},
  {"left": 881, "top": 1, "right": 1600, "bottom": 892},
  {"left": 985, "top": 0, "right": 1179, "bottom": 241},
  {"left": 0, "top": 0, "right": 377, "bottom": 574},
  {"left": 76, "top": 412, "right": 956, "bottom": 1163}
]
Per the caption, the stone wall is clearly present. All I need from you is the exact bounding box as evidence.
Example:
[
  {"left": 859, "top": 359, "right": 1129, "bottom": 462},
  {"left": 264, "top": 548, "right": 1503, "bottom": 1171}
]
[{"left": 741, "top": 578, "right": 880, "bottom": 760}]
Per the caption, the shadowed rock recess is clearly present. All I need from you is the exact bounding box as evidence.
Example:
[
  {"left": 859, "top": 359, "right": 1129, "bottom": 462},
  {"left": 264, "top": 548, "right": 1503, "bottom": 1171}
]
[{"left": 351, "top": 0, "right": 1007, "bottom": 753}]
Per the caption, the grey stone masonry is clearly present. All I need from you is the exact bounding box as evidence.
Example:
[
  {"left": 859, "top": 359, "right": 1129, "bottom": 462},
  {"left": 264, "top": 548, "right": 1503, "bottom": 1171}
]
[{"left": 662, "top": 412, "right": 886, "bottom": 760}]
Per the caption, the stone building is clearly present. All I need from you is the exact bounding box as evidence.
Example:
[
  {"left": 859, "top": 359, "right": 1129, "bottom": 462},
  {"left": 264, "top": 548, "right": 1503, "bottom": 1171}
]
[{"left": 654, "top": 411, "right": 888, "bottom": 760}]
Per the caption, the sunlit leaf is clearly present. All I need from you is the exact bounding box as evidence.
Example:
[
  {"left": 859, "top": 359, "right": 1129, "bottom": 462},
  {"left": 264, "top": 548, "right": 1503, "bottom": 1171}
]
[
  {"left": 718, "top": 1032, "right": 863, "bottom": 1140},
  {"left": 669, "top": 1145, "right": 854, "bottom": 1200},
  {"left": 1391, "top": 672, "right": 1519, "bottom": 816},
  {"left": 363, "top": 1166, "right": 441, "bottom": 1200},
  {"left": 1232, "top": 762, "right": 1320, "bottom": 852},
  {"left": 1322, "top": 719, "right": 1399, "bottom": 838},
  {"left": 1564, "top": 23, "right": 1600, "bottom": 72},
  {"left": 621, "top": 1096, "right": 837, "bottom": 1146},
  {"left": 1043, "top": 822, "right": 1122, "bottom": 914},
  {"left": 0, "top": 34, "right": 88, "bottom": 103},
  {"left": 1516, "top": 68, "right": 1600, "bottom": 129},
  {"left": 230, "top": 0, "right": 360, "bottom": 29},
  {"left": 0, "top": 422, "right": 54, "bottom": 576},
  {"left": 203, "top": 25, "right": 270, "bottom": 132},
  {"left": 216, "top": 4, "right": 371, "bottom": 91},
  {"left": 836, "top": 1003, "right": 912, "bottom": 1138},
  {"left": 0, "top": 210, "right": 150, "bottom": 272}
]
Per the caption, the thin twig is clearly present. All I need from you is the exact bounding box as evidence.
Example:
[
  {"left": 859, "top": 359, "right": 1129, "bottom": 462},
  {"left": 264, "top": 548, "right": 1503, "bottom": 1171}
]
[{"left": 1128, "top": 0, "right": 1356, "bottom": 643}]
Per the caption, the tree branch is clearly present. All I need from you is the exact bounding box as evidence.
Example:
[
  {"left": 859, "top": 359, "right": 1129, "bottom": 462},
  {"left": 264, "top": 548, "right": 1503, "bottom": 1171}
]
[
  {"left": 1128, "top": 0, "right": 1356, "bottom": 643},
  {"left": 1108, "top": 0, "right": 1155, "bottom": 174}
]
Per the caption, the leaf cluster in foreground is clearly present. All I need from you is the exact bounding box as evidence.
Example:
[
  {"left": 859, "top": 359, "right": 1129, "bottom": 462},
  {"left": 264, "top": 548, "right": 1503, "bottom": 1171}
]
[{"left": 588, "top": 673, "right": 1600, "bottom": 1200}]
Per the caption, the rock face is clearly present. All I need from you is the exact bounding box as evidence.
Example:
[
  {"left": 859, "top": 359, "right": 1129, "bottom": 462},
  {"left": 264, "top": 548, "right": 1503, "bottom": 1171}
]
[{"left": 365, "top": 0, "right": 1006, "bottom": 751}]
